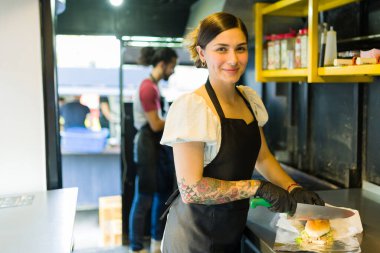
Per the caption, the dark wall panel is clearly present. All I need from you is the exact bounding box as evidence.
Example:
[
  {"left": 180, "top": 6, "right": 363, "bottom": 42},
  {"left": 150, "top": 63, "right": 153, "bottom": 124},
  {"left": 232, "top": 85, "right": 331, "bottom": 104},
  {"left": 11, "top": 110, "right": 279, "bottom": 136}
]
[
  {"left": 366, "top": 79, "right": 380, "bottom": 185},
  {"left": 263, "top": 83, "right": 289, "bottom": 152},
  {"left": 368, "top": 0, "right": 380, "bottom": 35},
  {"left": 310, "top": 84, "right": 359, "bottom": 187},
  {"left": 295, "top": 83, "right": 309, "bottom": 170}
]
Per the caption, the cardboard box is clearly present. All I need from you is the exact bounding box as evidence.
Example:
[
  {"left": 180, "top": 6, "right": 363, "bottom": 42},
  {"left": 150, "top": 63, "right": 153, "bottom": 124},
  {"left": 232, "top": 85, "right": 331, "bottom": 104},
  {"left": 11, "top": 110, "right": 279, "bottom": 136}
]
[
  {"left": 98, "top": 195, "right": 122, "bottom": 246},
  {"left": 101, "top": 219, "right": 122, "bottom": 246}
]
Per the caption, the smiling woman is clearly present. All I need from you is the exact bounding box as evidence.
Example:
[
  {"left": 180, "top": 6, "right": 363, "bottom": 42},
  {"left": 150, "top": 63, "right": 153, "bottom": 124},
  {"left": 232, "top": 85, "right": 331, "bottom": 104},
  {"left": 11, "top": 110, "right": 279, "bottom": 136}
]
[{"left": 158, "top": 12, "right": 323, "bottom": 253}]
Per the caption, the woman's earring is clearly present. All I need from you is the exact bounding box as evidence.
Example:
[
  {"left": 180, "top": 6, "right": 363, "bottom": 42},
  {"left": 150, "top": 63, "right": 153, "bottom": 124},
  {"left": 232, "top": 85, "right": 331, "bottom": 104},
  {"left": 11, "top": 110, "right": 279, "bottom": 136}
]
[{"left": 201, "top": 61, "right": 207, "bottom": 68}]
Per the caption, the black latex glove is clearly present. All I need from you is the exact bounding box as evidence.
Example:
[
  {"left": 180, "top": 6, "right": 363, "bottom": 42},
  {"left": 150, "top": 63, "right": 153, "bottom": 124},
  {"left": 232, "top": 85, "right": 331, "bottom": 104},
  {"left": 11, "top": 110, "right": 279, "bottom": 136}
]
[
  {"left": 254, "top": 181, "right": 297, "bottom": 214},
  {"left": 290, "top": 187, "right": 325, "bottom": 206}
]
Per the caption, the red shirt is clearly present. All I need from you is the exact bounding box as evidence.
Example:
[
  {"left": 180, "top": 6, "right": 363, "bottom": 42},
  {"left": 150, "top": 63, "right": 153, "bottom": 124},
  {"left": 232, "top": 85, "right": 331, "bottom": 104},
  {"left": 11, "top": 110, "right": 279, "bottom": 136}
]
[{"left": 139, "top": 79, "right": 160, "bottom": 112}]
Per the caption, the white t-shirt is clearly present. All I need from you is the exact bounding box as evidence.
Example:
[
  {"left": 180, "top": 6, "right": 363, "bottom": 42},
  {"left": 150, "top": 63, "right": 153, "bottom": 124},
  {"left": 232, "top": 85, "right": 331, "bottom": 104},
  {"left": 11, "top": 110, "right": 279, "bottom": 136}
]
[
  {"left": 160, "top": 85, "right": 268, "bottom": 167},
  {"left": 133, "top": 79, "right": 163, "bottom": 130}
]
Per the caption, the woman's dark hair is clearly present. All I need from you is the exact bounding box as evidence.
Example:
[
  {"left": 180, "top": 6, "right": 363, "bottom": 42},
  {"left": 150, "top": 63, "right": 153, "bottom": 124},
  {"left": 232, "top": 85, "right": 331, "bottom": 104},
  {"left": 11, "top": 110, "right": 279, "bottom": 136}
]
[
  {"left": 138, "top": 47, "right": 178, "bottom": 67},
  {"left": 185, "top": 12, "right": 248, "bottom": 68}
]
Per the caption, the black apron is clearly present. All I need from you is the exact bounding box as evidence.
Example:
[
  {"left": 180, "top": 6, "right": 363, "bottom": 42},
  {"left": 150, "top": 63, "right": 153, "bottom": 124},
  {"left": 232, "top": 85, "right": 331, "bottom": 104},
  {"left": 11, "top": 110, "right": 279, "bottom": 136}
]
[
  {"left": 134, "top": 85, "right": 175, "bottom": 194},
  {"left": 162, "top": 79, "right": 262, "bottom": 253},
  {"left": 135, "top": 124, "right": 162, "bottom": 193}
]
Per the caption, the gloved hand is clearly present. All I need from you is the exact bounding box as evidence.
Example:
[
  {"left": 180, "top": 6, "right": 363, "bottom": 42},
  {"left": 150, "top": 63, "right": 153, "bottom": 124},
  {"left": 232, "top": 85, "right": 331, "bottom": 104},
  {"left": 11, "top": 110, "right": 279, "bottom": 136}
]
[
  {"left": 254, "top": 181, "right": 296, "bottom": 214},
  {"left": 289, "top": 187, "right": 325, "bottom": 206}
]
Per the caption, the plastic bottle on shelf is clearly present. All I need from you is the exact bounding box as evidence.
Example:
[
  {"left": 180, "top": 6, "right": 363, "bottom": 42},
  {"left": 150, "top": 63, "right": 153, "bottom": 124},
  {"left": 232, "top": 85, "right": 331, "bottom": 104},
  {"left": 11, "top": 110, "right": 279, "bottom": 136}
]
[
  {"left": 263, "top": 35, "right": 270, "bottom": 69},
  {"left": 267, "top": 34, "right": 275, "bottom": 70},
  {"left": 295, "top": 30, "right": 302, "bottom": 68},
  {"left": 281, "top": 31, "right": 296, "bottom": 69},
  {"left": 300, "top": 28, "right": 308, "bottom": 68},
  {"left": 273, "top": 34, "right": 282, "bottom": 69},
  {"left": 280, "top": 33, "right": 287, "bottom": 69},
  {"left": 324, "top": 26, "right": 337, "bottom": 66}
]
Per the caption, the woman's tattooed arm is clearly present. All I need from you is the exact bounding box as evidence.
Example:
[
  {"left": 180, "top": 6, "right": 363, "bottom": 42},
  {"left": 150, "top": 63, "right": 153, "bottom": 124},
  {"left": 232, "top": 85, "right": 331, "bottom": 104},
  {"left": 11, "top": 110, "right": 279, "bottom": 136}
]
[{"left": 177, "top": 177, "right": 260, "bottom": 204}]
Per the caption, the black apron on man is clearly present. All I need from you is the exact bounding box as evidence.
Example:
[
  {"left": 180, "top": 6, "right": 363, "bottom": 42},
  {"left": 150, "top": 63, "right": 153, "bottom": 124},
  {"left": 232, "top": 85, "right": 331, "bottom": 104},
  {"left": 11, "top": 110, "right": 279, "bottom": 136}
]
[
  {"left": 162, "top": 79, "right": 262, "bottom": 253},
  {"left": 135, "top": 126, "right": 174, "bottom": 194}
]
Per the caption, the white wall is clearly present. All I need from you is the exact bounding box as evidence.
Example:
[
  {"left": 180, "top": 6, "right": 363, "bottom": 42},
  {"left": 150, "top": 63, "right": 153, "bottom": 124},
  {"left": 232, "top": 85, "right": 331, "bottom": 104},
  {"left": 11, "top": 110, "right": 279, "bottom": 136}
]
[{"left": 0, "top": 0, "right": 47, "bottom": 194}]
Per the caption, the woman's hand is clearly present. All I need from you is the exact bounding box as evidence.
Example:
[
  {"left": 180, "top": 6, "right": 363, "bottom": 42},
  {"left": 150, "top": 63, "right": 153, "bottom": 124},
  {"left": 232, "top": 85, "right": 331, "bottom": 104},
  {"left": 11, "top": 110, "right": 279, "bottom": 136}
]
[
  {"left": 289, "top": 187, "right": 325, "bottom": 206},
  {"left": 254, "top": 181, "right": 296, "bottom": 214}
]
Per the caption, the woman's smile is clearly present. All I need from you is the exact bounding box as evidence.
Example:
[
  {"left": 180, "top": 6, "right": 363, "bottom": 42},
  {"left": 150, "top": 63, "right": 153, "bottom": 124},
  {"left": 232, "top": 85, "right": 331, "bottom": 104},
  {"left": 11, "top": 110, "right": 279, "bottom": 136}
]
[{"left": 200, "top": 28, "right": 248, "bottom": 85}]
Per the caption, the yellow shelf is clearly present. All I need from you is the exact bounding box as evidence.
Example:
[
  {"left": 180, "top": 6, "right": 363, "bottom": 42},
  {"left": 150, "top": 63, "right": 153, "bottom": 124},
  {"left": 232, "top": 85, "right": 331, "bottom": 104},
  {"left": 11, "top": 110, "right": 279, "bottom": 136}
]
[
  {"left": 254, "top": 0, "right": 375, "bottom": 83},
  {"left": 318, "top": 64, "right": 380, "bottom": 76},
  {"left": 259, "top": 69, "right": 308, "bottom": 82},
  {"left": 262, "top": 0, "right": 360, "bottom": 17},
  {"left": 263, "top": 69, "right": 307, "bottom": 77}
]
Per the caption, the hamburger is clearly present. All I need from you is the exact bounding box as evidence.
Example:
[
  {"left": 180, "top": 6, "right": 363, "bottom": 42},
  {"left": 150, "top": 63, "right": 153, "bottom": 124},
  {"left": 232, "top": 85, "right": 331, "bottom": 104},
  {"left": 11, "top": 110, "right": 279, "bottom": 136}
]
[{"left": 296, "top": 219, "right": 333, "bottom": 245}]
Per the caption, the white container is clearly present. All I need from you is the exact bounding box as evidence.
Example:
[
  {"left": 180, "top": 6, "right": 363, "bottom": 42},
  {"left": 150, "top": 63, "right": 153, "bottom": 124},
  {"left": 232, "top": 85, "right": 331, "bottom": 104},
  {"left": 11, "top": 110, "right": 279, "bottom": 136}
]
[
  {"left": 273, "top": 34, "right": 281, "bottom": 69},
  {"left": 295, "top": 31, "right": 302, "bottom": 68},
  {"left": 267, "top": 35, "right": 275, "bottom": 70},
  {"left": 300, "top": 28, "right": 308, "bottom": 68},
  {"left": 263, "top": 35, "right": 270, "bottom": 69},
  {"left": 324, "top": 26, "right": 337, "bottom": 66},
  {"left": 281, "top": 33, "right": 296, "bottom": 69}
]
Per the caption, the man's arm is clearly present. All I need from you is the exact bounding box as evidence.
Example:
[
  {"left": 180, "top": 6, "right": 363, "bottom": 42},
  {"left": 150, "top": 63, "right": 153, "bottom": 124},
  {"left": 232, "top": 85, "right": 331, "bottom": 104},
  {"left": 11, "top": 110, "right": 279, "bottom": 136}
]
[{"left": 144, "top": 110, "right": 165, "bottom": 132}]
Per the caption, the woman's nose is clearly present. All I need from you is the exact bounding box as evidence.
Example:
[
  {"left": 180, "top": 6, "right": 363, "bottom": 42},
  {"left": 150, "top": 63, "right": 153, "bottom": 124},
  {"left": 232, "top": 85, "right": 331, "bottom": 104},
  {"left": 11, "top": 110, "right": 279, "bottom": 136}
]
[{"left": 227, "top": 51, "right": 238, "bottom": 65}]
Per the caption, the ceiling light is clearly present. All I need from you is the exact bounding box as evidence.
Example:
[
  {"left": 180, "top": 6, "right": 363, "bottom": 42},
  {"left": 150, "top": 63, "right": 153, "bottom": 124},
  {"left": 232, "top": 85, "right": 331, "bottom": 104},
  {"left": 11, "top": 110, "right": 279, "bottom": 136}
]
[
  {"left": 121, "top": 36, "right": 184, "bottom": 47},
  {"left": 109, "top": 0, "right": 123, "bottom": 7}
]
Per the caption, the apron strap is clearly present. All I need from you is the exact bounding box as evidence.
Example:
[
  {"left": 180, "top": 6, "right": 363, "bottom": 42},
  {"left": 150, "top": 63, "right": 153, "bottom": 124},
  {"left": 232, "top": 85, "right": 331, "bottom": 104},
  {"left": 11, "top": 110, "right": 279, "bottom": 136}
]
[
  {"left": 206, "top": 79, "right": 256, "bottom": 120},
  {"left": 235, "top": 86, "right": 256, "bottom": 118},
  {"left": 160, "top": 189, "right": 180, "bottom": 220},
  {"left": 205, "top": 78, "right": 225, "bottom": 120}
]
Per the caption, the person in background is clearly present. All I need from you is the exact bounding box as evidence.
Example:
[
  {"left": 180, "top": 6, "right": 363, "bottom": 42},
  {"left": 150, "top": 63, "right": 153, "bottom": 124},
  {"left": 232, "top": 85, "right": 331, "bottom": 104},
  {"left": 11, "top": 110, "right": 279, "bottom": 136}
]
[
  {"left": 160, "top": 12, "right": 324, "bottom": 253},
  {"left": 60, "top": 95, "right": 91, "bottom": 130},
  {"left": 129, "top": 47, "right": 178, "bottom": 253},
  {"left": 58, "top": 96, "right": 66, "bottom": 131},
  {"left": 58, "top": 96, "right": 65, "bottom": 107},
  {"left": 99, "top": 96, "right": 111, "bottom": 130}
]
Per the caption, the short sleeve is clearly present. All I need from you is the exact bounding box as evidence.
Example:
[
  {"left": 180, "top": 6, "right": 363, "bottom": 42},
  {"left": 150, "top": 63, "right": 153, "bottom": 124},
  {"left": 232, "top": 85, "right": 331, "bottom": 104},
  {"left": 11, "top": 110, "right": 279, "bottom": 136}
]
[
  {"left": 140, "top": 80, "right": 160, "bottom": 112},
  {"left": 161, "top": 93, "right": 219, "bottom": 146},
  {"left": 238, "top": 86, "right": 269, "bottom": 127}
]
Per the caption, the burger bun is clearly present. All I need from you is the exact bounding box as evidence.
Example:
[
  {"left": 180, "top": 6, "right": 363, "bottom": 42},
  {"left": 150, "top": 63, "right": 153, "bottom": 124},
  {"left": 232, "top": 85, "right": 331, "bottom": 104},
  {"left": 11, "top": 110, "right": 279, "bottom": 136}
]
[{"left": 305, "top": 219, "right": 330, "bottom": 238}]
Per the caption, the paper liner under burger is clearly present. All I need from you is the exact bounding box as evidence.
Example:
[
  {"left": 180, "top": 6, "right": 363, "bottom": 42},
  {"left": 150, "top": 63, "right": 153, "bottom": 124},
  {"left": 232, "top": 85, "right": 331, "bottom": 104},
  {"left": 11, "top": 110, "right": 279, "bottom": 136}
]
[{"left": 272, "top": 204, "right": 363, "bottom": 252}]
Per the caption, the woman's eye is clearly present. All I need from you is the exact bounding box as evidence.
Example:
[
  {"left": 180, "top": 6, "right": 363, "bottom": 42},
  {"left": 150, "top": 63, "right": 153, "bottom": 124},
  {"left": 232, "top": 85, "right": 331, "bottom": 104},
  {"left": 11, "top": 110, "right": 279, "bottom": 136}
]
[
  {"left": 236, "top": 46, "right": 247, "bottom": 53},
  {"left": 216, "top": 47, "right": 227, "bottom": 52}
]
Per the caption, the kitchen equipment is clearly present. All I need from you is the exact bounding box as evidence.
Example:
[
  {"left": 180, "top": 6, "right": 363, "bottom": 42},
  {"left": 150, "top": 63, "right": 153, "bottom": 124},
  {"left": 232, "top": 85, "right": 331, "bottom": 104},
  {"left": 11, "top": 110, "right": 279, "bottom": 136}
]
[
  {"left": 250, "top": 198, "right": 355, "bottom": 220},
  {"left": 290, "top": 203, "right": 355, "bottom": 220}
]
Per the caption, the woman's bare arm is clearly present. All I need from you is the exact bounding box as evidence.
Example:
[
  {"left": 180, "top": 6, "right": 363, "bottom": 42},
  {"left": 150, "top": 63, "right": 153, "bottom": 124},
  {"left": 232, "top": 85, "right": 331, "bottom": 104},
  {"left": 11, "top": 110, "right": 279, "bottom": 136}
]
[{"left": 255, "top": 128, "right": 297, "bottom": 191}]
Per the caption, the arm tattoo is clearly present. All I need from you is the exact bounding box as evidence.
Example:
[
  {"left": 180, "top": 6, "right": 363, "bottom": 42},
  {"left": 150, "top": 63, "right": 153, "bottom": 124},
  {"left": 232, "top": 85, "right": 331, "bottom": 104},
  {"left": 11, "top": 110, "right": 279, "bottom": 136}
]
[{"left": 178, "top": 177, "right": 255, "bottom": 204}]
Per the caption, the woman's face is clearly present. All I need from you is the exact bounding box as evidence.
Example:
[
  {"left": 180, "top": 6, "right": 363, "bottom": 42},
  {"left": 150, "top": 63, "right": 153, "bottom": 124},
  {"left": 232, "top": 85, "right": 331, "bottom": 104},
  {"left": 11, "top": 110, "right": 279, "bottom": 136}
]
[{"left": 198, "top": 28, "right": 248, "bottom": 85}]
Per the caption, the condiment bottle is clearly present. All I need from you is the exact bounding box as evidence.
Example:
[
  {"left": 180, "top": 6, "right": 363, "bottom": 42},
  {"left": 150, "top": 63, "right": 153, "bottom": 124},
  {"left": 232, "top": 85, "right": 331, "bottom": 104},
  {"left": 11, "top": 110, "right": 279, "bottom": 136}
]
[
  {"left": 300, "top": 28, "right": 308, "bottom": 68},
  {"left": 295, "top": 30, "right": 302, "bottom": 68}
]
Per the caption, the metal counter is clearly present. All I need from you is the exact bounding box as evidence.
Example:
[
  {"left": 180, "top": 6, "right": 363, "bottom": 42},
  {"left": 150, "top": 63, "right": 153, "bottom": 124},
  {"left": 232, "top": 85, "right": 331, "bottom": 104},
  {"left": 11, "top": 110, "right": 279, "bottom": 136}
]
[
  {"left": 245, "top": 189, "right": 380, "bottom": 252},
  {"left": 0, "top": 188, "right": 78, "bottom": 253}
]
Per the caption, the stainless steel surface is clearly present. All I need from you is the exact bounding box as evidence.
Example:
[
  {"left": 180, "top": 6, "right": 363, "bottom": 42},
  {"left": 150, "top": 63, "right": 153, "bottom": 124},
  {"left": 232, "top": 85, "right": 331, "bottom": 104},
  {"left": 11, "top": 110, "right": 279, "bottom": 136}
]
[
  {"left": 0, "top": 188, "right": 78, "bottom": 253},
  {"left": 245, "top": 189, "right": 380, "bottom": 253},
  {"left": 289, "top": 203, "right": 355, "bottom": 220}
]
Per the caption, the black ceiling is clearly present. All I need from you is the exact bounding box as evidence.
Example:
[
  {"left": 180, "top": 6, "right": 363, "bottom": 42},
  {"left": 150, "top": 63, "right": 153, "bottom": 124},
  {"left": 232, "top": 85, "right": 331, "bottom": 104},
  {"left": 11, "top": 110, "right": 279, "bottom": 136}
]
[{"left": 56, "top": 0, "right": 199, "bottom": 38}]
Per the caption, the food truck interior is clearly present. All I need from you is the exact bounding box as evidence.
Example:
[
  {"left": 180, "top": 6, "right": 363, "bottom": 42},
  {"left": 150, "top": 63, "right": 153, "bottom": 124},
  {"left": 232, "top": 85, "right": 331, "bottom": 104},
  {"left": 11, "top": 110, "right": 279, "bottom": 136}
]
[{"left": 1, "top": 0, "right": 380, "bottom": 252}]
